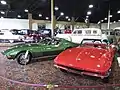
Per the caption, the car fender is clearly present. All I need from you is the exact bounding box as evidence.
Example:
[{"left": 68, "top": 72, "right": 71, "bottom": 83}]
[{"left": 15, "top": 50, "right": 32, "bottom": 58}]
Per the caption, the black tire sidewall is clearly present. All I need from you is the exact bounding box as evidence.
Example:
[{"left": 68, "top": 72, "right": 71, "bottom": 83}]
[{"left": 17, "top": 52, "right": 31, "bottom": 65}]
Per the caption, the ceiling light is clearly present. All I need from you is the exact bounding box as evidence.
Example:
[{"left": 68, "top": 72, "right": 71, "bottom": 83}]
[
  {"left": 101, "top": 20, "right": 104, "bottom": 22},
  {"left": 104, "top": 18, "right": 107, "bottom": 20},
  {"left": 87, "top": 11, "right": 91, "bottom": 15},
  {"left": 46, "top": 17, "right": 49, "bottom": 20},
  {"left": 117, "top": 10, "right": 120, "bottom": 14},
  {"left": 65, "top": 16, "right": 69, "bottom": 19},
  {"left": 68, "top": 18, "right": 70, "bottom": 21},
  {"left": 86, "top": 16, "right": 89, "bottom": 18},
  {"left": 55, "top": 6, "right": 59, "bottom": 11},
  {"left": 18, "top": 15, "right": 21, "bottom": 18},
  {"left": 89, "top": 5, "right": 93, "bottom": 8},
  {"left": 109, "top": 15, "right": 112, "bottom": 17},
  {"left": 118, "top": 20, "right": 120, "bottom": 22},
  {"left": 60, "top": 12, "right": 64, "bottom": 16},
  {"left": 24, "top": 9, "right": 28, "bottom": 12},
  {"left": 1, "top": 0, "right": 6, "bottom": 5},
  {"left": 1, "top": 11, "right": 5, "bottom": 14},
  {"left": 39, "top": 14, "right": 42, "bottom": 17},
  {"left": 113, "top": 21, "right": 116, "bottom": 23}
]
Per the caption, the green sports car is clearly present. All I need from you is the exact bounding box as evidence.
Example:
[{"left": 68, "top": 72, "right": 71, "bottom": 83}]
[{"left": 2, "top": 38, "right": 79, "bottom": 65}]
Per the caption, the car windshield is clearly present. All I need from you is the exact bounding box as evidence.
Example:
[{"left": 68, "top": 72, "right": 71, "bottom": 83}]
[
  {"left": 39, "top": 38, "right": 61, "bottom": 45},
  {"left": 81, "top": 39, "right": 108, "bottom": 49}
]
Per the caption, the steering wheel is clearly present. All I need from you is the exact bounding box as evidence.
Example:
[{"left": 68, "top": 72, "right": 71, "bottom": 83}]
[{"left": 93, "top": 41, "right": 102, "bottom": 44}]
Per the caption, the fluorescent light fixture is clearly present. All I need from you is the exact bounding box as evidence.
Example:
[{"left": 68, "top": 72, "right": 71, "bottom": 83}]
[
  {"left": 68, "top": 18, "right": 70, "bottom": 21},
  {"left": 60, "top": 12, "right": 64, "bottom": 16},
  {"left": 89, "top": 5, "right": 93, "bottom": 8},
  {"left": 1, "top": 0, "right": 6, "bottom": 5},
  {"left": 65, "top": 16, "right": 69, "bottom": 19},
  {"left": 1, "top": 11, "right": 5, "bottom": 14},
  {"left": 117, "top": 10, "right": 120, "bottom": 14},
  {"left": 109, "top": 15, "right": 112, "bottom": 17},
  {"left": 104, "top": 18, "right": 107, "bottom": 20},
  {"left": 39, "top": 14, "right": 42, "bottom": 17},
  {"left": 18, "top": 15, "right": 21, "bottom": 18},
  {"left": 24, "top": 9, "right": 28, "bottom": 12},
  {"left": 87, "top": 11, "right": 91, "bottom": 15},
  {"left": 55, "top": 6, "right": 59, "bottom": 11},
  {"left": 46, "top": 17, "right": 49, "bottom": 20}
]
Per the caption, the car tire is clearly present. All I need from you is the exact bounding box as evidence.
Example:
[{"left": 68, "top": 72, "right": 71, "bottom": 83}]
[
  {"left": 102, "top": 76, "right": 109, "bottom": 83},
  {"left": 16, "top": 52, "right": 31, "bottom": 65},
  {"left": 102, "top": 69, "right": 111, "bottom": 83},
  {"left": 9, "top": 40, "right": 14, "bottom": 43},
  {"left": 60, "top": 69, "right": 67, "bottom": 73}
]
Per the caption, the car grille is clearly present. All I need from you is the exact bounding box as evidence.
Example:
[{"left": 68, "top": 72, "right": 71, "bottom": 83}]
[{"left": 58, "top": 64, "right": 100, "bottom": 75}]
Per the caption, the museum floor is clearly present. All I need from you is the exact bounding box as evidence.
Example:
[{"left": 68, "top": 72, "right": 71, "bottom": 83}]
[{"left": 0, "top": 46, "right": 120, "bottom": 90}]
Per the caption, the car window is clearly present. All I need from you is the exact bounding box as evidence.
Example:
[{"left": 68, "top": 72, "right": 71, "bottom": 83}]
[
  {"left": 81, "top": 39, "right": 108, "bottom": 49},
  {"left": 78, "top": 30, "right": 82, "bottom": 34},
  {"left": 73, "top": 31, "right": 77, "bottom": 34},
  {"left": 110, "top": 31, "right": 115, "bottom": 35},
  {"left": 102, "top": 31, "right": 106, "bottom": 34},
  {"left": 85, "top": 30, "right": 91, "bottom": 34},
  {"left": 93, "top": 30, "right": 97, "bottom": 34},
  {"left": 106, "top": 32, "right": 109, "bottom": 35},
  {"left": 81, "top": 40, "right": 94, "bottom": 45}
]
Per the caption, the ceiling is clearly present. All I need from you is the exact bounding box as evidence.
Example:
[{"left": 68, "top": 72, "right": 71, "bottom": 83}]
[{"left": 0, "top": 0, "right": 120, "bottom": 23}]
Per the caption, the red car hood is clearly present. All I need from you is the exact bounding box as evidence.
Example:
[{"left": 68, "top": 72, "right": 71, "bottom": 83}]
[{"left": 55, "top": 47, "right": 113, "bottom": 73}]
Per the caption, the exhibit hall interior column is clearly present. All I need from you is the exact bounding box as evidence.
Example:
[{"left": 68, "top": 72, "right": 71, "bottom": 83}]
[
  {"left": 51, "top": 0, "right": 56, "bottom": 37},
  {"left": 71, "top": 17, "right": 75, "bottom": 31},
  {"left": 28, "top": 13, "right": 33, "bottom": 30}
]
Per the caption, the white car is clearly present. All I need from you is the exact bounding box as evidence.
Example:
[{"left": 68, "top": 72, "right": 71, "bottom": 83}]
[
  {"left": 56, "top": 28, "right": 108, "bottom": 44},
  {"left": 0, "top": 31, "right": 24, "bottom": 43}
]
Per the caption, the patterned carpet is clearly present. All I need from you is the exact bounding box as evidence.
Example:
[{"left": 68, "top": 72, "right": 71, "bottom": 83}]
[{"left": 0, "top": 47, "right": 120, "bottom": 90}]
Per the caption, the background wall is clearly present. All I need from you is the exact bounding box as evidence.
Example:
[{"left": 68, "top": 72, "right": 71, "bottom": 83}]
[
  {"left": 101, "top": 22, "right": 120, "bottom": 29},
  {"left": 0, "top": 18, "right": 120, "bottom": 30},
  {"left": 0, "top": 18, "right": 38, "bottom": 30}
]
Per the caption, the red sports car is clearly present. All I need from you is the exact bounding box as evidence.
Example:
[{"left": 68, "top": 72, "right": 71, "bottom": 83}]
[{"left": 54, "top": 39, "right": 116, "bottom": 82}]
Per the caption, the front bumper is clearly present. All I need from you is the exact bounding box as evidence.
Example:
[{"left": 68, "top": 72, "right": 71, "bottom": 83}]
[
  {"left": 1, "top": 51, "right": 14, "bottom": 59},
  {"left": 54, "top": 64, "right": 111, "bottom": 79}
]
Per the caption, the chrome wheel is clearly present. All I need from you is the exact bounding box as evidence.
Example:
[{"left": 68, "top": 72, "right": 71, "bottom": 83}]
[{"left": 17, "top": 52, "right": 31, "bottom": 65}]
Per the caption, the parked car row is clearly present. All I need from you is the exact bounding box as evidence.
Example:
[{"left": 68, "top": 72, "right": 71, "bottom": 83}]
[
  {"left": 1, "top": 28, "right": 118, "bottom": 83},
  {"left": 0, "top": 29, "right": 52, "bottom": 43}
]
